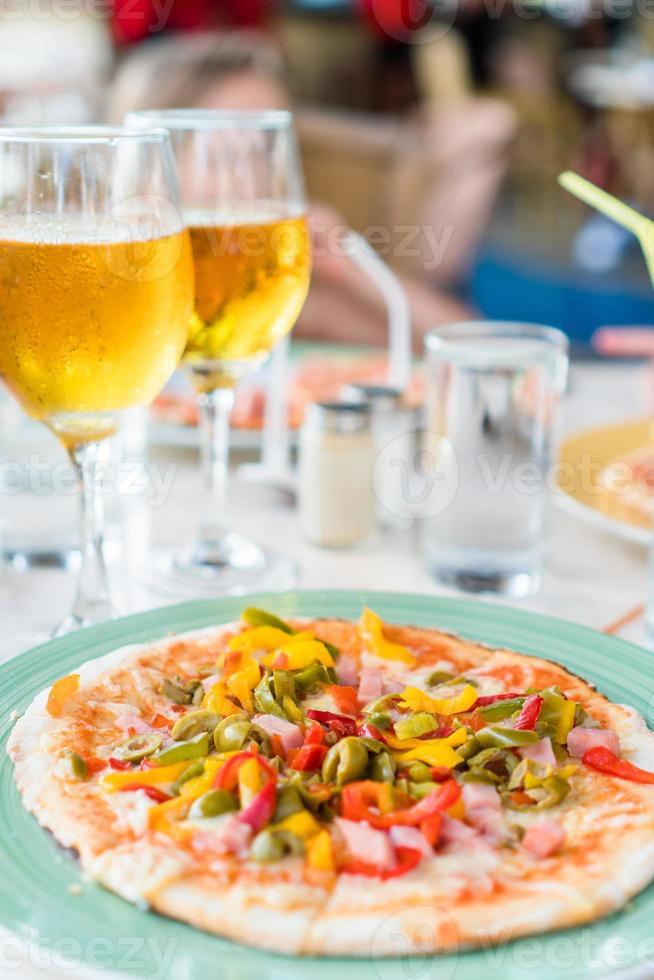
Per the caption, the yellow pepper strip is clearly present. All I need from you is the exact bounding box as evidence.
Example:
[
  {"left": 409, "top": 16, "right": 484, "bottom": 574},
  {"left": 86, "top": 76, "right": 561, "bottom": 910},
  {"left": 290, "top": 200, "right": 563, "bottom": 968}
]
[
  {"left": 394, "top": 730, "right": 468, "bottom": 770},
  {"left": 261, "top": 640, "right": 335, "bottom": 671},
  {"left": 398, "top": 684, "right": 478, "bottom": 716},
  {"left": 238, "top": 757, "right": 261, "bottom": 807},
  {"left": 202, "top": 681, "right": 241, "bottom": 717},
  {"left": 447, "top": 798, "right": 465, "bottom": 821},
  {"left": 377, "top": 782, "right": 395, "bottom": 814},
  {"left": 358, "top": 608, "right": 417, "bottom": 666},
  {"left": 148, "top": 796, "right": 190, "bottom": 837},
  {"left": 275, "top": 810, "right": 321, "bottom": 839},
  {"left": 228, "top": 676, "right": 254, "bottom": 713},
  {"left": 226, "top": 655, "right": 261, "bottom": 713},
  {"left": 99, "top": 762, "right": 189, "bottom": 792},
  {"left": 205, "top": 753, "right": 241, "bottom": 774},
  {"left": 523, "top": 762, "right": 578, "bottom": 791},
  {"left": 229, "top": 627, "right": 313, "bottom": 654},
  {"left": 396, "top": 743, "right": 464, "bottom": 769},
  {"left": 556, "top": 701, "right": 577, "bottom": 743},
  {"left": 46, "top": 674, "right": 80, "bottom": 718},
  {"left": 524, "top": 768, "right": 547, "bottom": 791},
  {"left": 385, "top": 727, "right": 468, "bottom": 752},
  {"left": 176, "top": 755, "right": 239, "bottom": 804},
  {"left": 306, "top": 830, "right": 334, "bottom": 872},
  {"left": 179, "top": 774, "right": 213, "bottom": 801}
]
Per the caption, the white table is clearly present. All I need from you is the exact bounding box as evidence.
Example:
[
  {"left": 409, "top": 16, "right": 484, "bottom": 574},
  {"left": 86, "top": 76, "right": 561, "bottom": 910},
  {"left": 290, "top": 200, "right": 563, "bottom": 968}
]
[{"left": 1, "top": 360, "right": 652, "bottom": 657}]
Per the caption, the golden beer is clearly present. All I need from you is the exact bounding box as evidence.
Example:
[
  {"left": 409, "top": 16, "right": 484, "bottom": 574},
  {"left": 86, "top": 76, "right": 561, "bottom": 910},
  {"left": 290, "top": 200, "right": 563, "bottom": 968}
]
[
  {"left": 0, "top": 227, "right": 194, "bottom": 432},
  {"left": 184, "top": 214, "right": 311, "bottom": 388}
]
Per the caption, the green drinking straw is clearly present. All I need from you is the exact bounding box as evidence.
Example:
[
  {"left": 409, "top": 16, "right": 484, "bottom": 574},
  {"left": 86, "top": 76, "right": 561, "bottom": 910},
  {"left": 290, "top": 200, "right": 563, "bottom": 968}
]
[{"left": 558, "top": 170, "right": 654, "bottom": 287}]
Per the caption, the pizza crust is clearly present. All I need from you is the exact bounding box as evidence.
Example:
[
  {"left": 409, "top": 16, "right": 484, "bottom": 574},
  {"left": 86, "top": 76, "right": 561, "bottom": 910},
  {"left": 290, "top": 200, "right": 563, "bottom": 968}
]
[{"left": 8, "top": 618, "right": 654, "bottom": 957}]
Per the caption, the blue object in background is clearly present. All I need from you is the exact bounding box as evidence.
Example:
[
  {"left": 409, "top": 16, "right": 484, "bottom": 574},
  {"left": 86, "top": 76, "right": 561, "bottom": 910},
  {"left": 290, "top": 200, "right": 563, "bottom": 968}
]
[{"left": 471, "top": 246, "right": 654, "bottom": 351}]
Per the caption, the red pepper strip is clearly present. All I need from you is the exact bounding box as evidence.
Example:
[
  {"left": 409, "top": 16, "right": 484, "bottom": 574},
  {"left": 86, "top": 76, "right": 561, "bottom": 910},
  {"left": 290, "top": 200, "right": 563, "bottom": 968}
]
[
  {"left": 290, "top": 743, "right": 328, "bottom": 771},
  {"left": 430, "top": 766, "right": 452, "bottom": 783},
  {"left": 329, "top": 719, "right": 358, "bottom": 738},
  {"left": 109, "top": 757, "right": 133, "bottom": 772},
  {"left": 582, "top": 746, "right": 654, "bottom": 784},
  {"left": 416, "top": 726, "right": 454, "bottom": 741},
  {"left": 513, "top": 694, "right": 544, "bottom": 731},
  {"left": 355, "top": 722, "right": 388, "bottom": 744},
  {"left": 324, "top": 684, "right": 359, "bottom": 718},
  {"left": 270, "top": 734, "right": 286, "bottom": 761},
  {"left": 150, "top": 713, "right": 173, "bottom": 730},
  {"left": 419, "top": 813, "right": 443, "bottom": 847},
  {"left": 140, "top": 758, "right": 158, "bottom": 770},
  {"left": 214, "top": 751, "right": 278, "bottom": 792},
  {"left": 472, "top": 693, "right": 523, "bottom": 708},
  {"left": 341, "top": 779, "right": 461, "bottom": 829},
  {"left": 340, "top": 847, "right": 422, "bottom": 880},
  {"left": 306, "top": 710, "right": 357, "bottom": 737},
  {"left": 304, "top": 722, "right": 327, "bottom": 746},
  {"left": 238, "top": 778, "right": 277, "bottom": 832},
  {"left": 465, "top": 711, "right": 487, "bottom": 733},
  {"left": 119, "top": 784, "right": 172, "bottom": 803},
  {"left": 85, "top": 757, "right": 108, "bottom": 775}
]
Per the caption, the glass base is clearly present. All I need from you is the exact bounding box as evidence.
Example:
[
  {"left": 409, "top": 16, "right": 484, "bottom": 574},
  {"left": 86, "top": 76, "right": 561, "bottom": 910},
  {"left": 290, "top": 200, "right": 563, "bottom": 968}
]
[
  {"left": 428, "top": 562, "right": 540, "bottom": 598},
  {"left": 3, "top": 544, "right": 80, "bottom": 573},
  {"left": 146, "top": 534, "right": 298, "bottom": 599}
]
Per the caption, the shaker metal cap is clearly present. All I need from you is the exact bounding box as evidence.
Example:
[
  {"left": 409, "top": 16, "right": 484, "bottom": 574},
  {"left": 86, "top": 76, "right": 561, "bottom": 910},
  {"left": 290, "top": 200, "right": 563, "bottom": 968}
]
[
  {"left": 307, "top": 401, "right": 371, "bottom": 434},
  {"left": 341, "top": 383, "right": 403, "bottom": 413}
]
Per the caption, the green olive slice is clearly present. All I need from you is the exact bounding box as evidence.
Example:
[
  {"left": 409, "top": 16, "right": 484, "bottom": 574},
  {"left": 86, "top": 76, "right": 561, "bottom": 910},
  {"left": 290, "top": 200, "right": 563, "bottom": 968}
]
[
  {"left": 189, "top": 789, "right": 238, "bottom": 819},
  {"left": 171, "top": 709, "right": 219, "bottom": 742},
  {"left": 113, "top": 732, "right": 163, "bottom": 762}
]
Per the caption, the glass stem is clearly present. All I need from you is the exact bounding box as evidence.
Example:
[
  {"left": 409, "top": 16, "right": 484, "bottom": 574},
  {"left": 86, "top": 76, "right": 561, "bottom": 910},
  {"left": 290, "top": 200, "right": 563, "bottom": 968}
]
[
  {"left": 57, "top": 440, "right": 115, "bottom": 633},
  {"left": 197, "top": 387, "right": 235, "bottom": 544}
]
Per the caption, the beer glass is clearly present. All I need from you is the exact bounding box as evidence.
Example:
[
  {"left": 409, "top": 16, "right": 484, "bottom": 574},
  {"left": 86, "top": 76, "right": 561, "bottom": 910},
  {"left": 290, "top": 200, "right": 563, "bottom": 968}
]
[
  {"left": 0, "top": 127, "right": 194, "bottom": 633},
  {"left": 127, "top": 110, "right": 311, "bottom": 595}
]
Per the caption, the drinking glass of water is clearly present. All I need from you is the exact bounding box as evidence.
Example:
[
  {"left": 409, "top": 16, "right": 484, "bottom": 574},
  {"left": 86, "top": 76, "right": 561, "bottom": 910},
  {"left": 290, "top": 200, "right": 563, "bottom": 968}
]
[{"left": 423, "top": 322, "right": 569, "bottom": 597}]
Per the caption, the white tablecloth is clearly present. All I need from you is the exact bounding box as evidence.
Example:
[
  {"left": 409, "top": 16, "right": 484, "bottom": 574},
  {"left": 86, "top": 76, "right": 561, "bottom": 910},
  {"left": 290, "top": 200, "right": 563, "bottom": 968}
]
[{"left": 2, "top": 361, "right": 652, "bottom": 655}]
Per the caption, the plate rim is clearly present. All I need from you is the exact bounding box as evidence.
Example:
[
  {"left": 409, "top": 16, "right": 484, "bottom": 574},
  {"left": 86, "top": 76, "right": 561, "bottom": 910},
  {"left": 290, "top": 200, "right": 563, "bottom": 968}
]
[
  {"left": 2, "top": 588, "right": 652, "bottom": 681},
  {"left": 2, "top": 589, "right": 654, "bottom": 980}
]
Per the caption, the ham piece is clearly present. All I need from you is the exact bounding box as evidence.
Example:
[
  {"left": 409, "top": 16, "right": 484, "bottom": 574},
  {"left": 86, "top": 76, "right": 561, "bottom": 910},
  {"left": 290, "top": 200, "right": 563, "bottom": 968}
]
[
  {"left": 567, "top": 726, "right": 620, "bottom": 759},
  {"left": 252, "top": 714, "right": 304, "bottom": 752},
  {"left": 357, "top": 668, "right": 383, "bottom": 706},
  {"left": 521, "top": 820, "right": 566, "bottom": 859},
  {"left": 519, "top": 737, "right": 558, "bottom": 768},
  {"left": 334, "top": 818, "right": 396, "bottom": 870}
]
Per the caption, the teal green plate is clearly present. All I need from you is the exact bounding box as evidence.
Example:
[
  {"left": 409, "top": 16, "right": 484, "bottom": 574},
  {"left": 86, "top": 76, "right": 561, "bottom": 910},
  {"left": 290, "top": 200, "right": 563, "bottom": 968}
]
[{"left": 2, "top": 591, "right": 654, "bottom": 980}]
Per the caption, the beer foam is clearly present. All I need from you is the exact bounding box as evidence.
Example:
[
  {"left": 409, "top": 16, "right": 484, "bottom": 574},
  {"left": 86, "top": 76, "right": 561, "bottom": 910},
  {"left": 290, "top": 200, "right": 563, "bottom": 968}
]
[
  {"left": 0, "top": 214, "right": 176, "bottom": 245},
  {"left": 183, "top": 202, "right": 305, "bottom": 227}
]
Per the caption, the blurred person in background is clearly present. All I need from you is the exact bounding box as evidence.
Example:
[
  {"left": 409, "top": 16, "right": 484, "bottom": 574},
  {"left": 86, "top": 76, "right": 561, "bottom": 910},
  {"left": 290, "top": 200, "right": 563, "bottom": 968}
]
[{"left": 107, "top": 30, "right": 512, "bottom": 347}]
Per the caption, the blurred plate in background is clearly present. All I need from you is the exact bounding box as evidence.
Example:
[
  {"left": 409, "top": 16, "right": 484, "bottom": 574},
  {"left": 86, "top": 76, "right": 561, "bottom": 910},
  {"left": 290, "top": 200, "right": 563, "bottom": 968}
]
[{"left": 557, "top": 417, "right": 654, "bottom": 546}]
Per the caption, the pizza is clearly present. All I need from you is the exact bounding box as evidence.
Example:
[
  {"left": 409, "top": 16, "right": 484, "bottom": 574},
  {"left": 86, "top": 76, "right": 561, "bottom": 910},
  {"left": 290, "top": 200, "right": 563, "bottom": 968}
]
[
  {"left": 152, "top": 354, "right": 424, "bottom": 431},
  {"left": 597, "top": 447, "right": 654, "bottom": 528},
  {"left": 8, "top": 606, "right": 654, "bottom": 957}
]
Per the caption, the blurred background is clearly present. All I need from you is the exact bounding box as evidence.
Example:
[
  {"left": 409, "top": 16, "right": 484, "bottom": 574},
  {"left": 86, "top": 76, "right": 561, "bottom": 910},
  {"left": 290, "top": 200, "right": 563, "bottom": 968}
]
[
  {"left": 3, "top": 0, "right": 654, "bottom": 646},
  {"left": 2, "top": 0, "right": 654, "bottom": 351}
]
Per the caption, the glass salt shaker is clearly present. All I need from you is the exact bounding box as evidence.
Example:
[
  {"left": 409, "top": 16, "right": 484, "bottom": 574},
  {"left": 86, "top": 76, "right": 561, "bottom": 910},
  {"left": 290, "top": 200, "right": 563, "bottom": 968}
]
[{"left": 298, "top": 402, "right": 374, "bottom": 548}]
